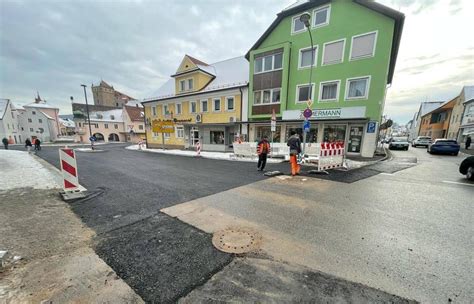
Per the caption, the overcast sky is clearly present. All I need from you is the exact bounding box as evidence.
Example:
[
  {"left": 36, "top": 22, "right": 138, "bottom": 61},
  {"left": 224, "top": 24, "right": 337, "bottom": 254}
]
[{"left": 1, "top": 0, "right": 473, "bottom": 123}]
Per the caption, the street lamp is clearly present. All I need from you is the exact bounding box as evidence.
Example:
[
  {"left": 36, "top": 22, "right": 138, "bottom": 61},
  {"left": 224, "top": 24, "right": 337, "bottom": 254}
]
[
  {"left": 81, "top": 84, "right": 94, "bottom": 150},
  {"left": 300, "top": 12, "right": 314, "bottom": 157}
]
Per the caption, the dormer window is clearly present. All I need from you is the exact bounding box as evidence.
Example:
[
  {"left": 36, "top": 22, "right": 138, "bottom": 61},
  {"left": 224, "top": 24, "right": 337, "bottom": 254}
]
[
  {"left": 180, "top": 80, "right": 186, "bottom": 92},
  {"left": 188, "top": 79, "right": 193, "bottom": 90}
]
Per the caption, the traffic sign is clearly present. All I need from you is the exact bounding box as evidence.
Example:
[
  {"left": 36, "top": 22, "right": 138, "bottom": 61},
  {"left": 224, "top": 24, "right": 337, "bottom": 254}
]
[
  {"left": 303, "top": 119, "right": 310, "bottom": 132},
  {"left": 367, "top": 121, "right": 377, "bottom": 133},
  {"left": 271, "top": 120, "right": 276, "bottom": 132},
  {"left": 89, "top": 136, "right": 96, "bottom": 142},
  {"left": 303, "top": 108, "right": 313, "bottom": 119}
]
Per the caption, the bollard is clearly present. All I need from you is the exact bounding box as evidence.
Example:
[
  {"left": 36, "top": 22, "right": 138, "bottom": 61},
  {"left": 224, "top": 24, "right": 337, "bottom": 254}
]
[{"left": 59, "top": 147, "right": 87, "bottom": 201}]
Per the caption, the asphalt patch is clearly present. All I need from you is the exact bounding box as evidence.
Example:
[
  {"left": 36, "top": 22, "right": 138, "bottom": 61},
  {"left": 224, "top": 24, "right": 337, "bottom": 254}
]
[
  {"left": 181, "top": 257, "right": 418, "bottom": 303},
  {"left": 94, "top": 213, "right": 232, "bottom": 304}
]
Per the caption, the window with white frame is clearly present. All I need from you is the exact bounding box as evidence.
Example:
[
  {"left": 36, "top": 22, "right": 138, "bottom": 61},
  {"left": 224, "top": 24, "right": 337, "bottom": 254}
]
[
  {"left": 188, "top": 79, "right": 193, "bottom": 90},
  {"left": 104, "top": 123, "right": 108, "bottom": 129},
  {"left": 299, "top": 46, "right": 318, "bottom": 69},
  {"left": 226, "top": 97, "right": 235, "bottom": 111},
  {"left": 30, "top": 127, "right": 33, "bottom": 132},
  {"left": 313, "top": 5, "right": 330, "bottom": 27},
  {"left": 292, "top": 14, "right": 306, "bottom": 34},
  {"left": 28, "top": 118, "right": 32, "bottom": 123},
  {"left": 346, "top": 77, "right": 370, "bottom": 99},
  {"left": 190, "top": 101, "right": 197, "bottom": 113},
  {"left": 153, "top": 132, "right": 159, "bottom": 137},
  {"left": 164, "top": 104, "right": 170, "bottom": 115},
  {"left": 201, "top": 100, "right": 208, "bottom": 112},
  {"left": 176, "top": 126, "right": 184, "bottom": 138},
  {"left": 164, "top": 132, "right": 170, "bottom": 139},
  {"left": 38, "top": 118, "right": 42, "bottom": 123},
  {"left": 351, "top": 32, "right": 377, "bottom": 60},
  {"left": 254, "top": 88, "right": 281, "bottom": 104},
  {"left": 297, "top": 84, "right": 315, "bottom": 103},
  {"left": 176, "top": 103, "right": 182, "bottom": 115},
  {"left": 152, "top": 106, "right": 156, "bottom": 116},
  {"left": 254, "top": 52, "right": 283, "bottom": 74},
  {"left": 323, "top": 39, "right": 345, "bottom": 65},
  {"left": 180, "top": 80, "right": 186, "bottom": 91},
  {"left": 319, "top": 81, "right": 340, "bottom": 102},
  {"left": 213, "top": 98, "right": 221, "bottom": 111}
]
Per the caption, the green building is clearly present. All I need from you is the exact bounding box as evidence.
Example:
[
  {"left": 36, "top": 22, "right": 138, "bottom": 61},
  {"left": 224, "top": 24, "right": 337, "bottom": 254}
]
[{"left": 246, "top": 0, "right": 404, "bottom": 157}]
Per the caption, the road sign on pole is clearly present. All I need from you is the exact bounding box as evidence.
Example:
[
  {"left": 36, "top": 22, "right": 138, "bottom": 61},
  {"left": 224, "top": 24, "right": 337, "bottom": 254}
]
[{"left": 303, "top": 120, "right": 310, "bottom": 132}]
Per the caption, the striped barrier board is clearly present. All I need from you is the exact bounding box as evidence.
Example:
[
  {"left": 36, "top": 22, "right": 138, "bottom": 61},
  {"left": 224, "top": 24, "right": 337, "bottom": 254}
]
[
  {"left": 196, "top": 141, "right": 201, "bottom": 156},
  {"left": 59, "top": 148, "right": 86, "bottom": 200},
  {"left": 318, "top": 142, "right": 345, "bottom": 171}
]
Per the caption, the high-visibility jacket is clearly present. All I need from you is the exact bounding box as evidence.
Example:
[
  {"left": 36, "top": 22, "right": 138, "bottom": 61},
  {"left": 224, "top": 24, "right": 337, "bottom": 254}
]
[{"left": 257, "top": 140, "right": 271, "bottom": 155}]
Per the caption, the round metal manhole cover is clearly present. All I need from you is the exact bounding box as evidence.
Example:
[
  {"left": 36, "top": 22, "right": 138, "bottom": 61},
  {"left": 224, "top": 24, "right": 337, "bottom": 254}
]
[{"left": 212, "top": 227, "right": 262, "bottom": 254}]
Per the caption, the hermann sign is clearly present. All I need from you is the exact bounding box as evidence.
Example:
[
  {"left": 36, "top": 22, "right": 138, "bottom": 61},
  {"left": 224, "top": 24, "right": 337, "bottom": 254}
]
[{"left": 282, "top": 107, "right": 366, "bottom": 121}]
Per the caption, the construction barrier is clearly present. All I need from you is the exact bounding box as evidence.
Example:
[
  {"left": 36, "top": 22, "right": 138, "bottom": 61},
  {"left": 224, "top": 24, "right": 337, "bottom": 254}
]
[
  {"left": 232, "top": 142, "right": 257, "bottom": 159},
  {"left": 318, "top": 142, "right": 345, "bottom": 171},
  {"left": 196, "top": 141, "right": 201, "bottom": 156},
  {"left": 59, "top": 148, "right": 86, "bottom": 200}
]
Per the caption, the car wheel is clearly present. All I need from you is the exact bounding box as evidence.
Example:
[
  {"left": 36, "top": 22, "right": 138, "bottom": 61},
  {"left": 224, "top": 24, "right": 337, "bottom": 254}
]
[
  {"left": 413, "top": 144, "right": 416, "bottom": 147},
  {"left": 467, "top": 166, "right": 474, "bottom": 181}
]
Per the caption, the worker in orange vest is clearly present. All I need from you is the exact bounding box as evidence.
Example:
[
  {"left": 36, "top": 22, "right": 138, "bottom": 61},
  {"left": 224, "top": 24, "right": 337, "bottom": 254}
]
[
  {"left": 287, "top": 130, "right": 302, "bottom": 176},
  {"left": 257, "top": 135, "right": 271, "bottom": 171}
]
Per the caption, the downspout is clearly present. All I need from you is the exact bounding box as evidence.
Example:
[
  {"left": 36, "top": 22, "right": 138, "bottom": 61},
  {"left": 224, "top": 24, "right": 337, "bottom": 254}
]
[{"left": 239, "top": 86, "right": 243, "bottom": 138}]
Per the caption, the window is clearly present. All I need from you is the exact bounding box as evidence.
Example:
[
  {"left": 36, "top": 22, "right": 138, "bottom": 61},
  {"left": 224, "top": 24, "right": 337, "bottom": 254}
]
[
  {"left": 210, "top": 131, "right": 225, "bottom": 144},
  {"left": 114, "top": 124, "right": 118, "bottom": 129},
  {"left": 32, "top": 111, "right": 36, "bottom": 115},
  {"left": 292, "top": 14, "right": 307, "bottom": 34},
  {"left": 323, "top": 125, "right": 346, "bottom": 143},
  {"left": 28, "top": 118, "right": 32, "bottom": 123},
  {"left": 297, "top": 84, "right": 315, "bottom": 103},
  {"left": 78, "top": 122, "right": 81, "bottom": 127},
  {"left": 201, "top": 100, "right": 208, "bottom": 112},
  {"left": 254, "top": 88, "right": 281, "bottom": 104},
  {"left": 213, "top": 98, "right": 221, "bottom": 111},
  {"left": 164, "top": 132, "right": 170, "bottom": 139},
  {"left": 30, "top": 128, "right": 33, "bottom": 132},
  {"left": 256, "top": 126, "right": 281, "bottom": 143},
  {"left": 319, "top": 80, "right": 340, "bottom": 102},
  {"left": 351, "top": 31, "right": 377, "bottom": 60},
  {"left": 176, "top": 103, "right": 182, "bottom": 115},
  {"left": 346, "top": 77, "right": 370, "bottom": 99},
  {"left": 153, "top": 132, "right": 159, "bottom": 137},
  {"left": 286, "top": 125, "right": 318, "bottom": 143},
  {"left": 190, "top": 101, "right": 197, "bottom": 113},
  {"left": 139, "top": 125, "right": 143, "bottom": 130},
  {"left": 313, "top": 5, "right": 330, "bottom": 27},
  {"left": 188, "top": 79, "right": 193, "bottom": 90},
  {"left": 110, "top": 115, "right": 115, "bottom": 120},
  {"left": 7, "top": 124, "right": 9, "bottom": 129},
  {"left": 226, "top": 97, "right": 234, "bottom": 111},
  {"left": 104, "top": 123, "right": 108, "bottom": 129},
  {"left": 38, "top": 119, "right": 42, "bottom": 123},
  {"left": 299, "top": 47, "right": 318, "bottom": 68},
  {"left": 254, "top": 53, "right": 283, "bottom": 74},
  {"left": 180, "top": 80, "right": 186, "bottom": 91},
  {"left": 152, "top": 106, "right": 157, "bottom": 116},
  {"left": 176, "top": 126, "right": 184, "bottom": 138},
  {"left": 323, "top": 39, "right": 345, "bottom": 65},
  {"left": 164, "top": 104, "right": 170, "bottom": 115}
]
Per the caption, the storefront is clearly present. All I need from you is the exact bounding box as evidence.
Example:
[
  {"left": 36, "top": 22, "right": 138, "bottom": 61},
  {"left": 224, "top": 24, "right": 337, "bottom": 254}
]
[
  {"left": 183, "top": 124, "right": 241, "bottom": 152},
  {"left": 248, "top": 106, "right": 378, "bottom": 157}
]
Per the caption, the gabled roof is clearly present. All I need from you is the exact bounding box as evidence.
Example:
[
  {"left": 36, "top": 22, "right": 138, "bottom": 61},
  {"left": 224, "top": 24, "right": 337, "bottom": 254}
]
[
  {"left": 24, "top": 99, "right": 59, "bottom": 110},
  {"left": 187, "top": 54, "right": 209, "bottom": 66},
  {"left": 144, "top": 56, "right": 249, "bottom": 102},
  {"left": 463, "top": 85, "right": 474, "bottom": 103},
  {"left": 124, "top": 105, "right": 144, "bottom": 122},
  {"left": 418, "top": 101, "right": 445, "bottom": 118},
  {"left": 0, "top": 99, "right": 9, "bottom": 120},
  {"left": 245, "top": 0, "right": 405, "bottom": 85}
]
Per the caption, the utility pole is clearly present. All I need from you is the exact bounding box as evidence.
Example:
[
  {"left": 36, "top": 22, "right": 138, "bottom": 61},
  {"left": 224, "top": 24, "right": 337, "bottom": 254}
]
[{"left": 81, "top": 84, "right": 94, "bottom": 150}]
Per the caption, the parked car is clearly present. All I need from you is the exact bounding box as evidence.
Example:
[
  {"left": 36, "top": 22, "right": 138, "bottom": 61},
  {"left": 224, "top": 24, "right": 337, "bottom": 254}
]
[
  {"left": 412, "top": 136, "right": 432, "bottom": 147},
  {"left": 427, "top": 139, "right": 460, "bottom": 155},
  {"left": 389, "top": 137, "right": 409, "bottom": 150},
  {"left": 459, "top": 156, "right": 474, "bottom": 181}
]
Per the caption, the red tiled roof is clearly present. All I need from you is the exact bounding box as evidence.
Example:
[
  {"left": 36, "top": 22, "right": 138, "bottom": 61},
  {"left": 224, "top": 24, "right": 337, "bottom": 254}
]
[
  {"left": 186, "top": 54, "right": 208, "bottom": 66},
  {"left": 124, "top": 105, "right": 144, "bottom": 122}
]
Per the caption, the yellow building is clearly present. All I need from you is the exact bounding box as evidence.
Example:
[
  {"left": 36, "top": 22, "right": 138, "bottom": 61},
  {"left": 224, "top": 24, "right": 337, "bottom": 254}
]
[{"left": 143, "top": 55, "right": 248, "bottom": 151}]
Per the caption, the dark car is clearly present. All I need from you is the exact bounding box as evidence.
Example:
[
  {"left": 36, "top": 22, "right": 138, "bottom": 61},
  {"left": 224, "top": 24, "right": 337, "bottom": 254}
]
[
  {"left": 459, "top": 156, "right": 474, "bottom": 181},
  {"left": 389, "top": 137, "right": 409, "bottom": 150},
  {"left": 427, "top": 139, "right": 460, "bottom": 155}
]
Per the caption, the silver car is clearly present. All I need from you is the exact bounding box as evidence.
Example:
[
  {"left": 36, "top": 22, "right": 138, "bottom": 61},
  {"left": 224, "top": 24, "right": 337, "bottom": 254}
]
[
  {"left": 389, "top": 137, "right": 409, "bottom": 150},
  {"left": 412, "top": 136, "right": 432, "bottom": 147}
]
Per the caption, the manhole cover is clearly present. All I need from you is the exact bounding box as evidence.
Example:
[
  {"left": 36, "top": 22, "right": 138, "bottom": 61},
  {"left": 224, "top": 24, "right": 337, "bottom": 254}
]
[{"left": 212, "top": 227, "right": 262, "bottom": 254}]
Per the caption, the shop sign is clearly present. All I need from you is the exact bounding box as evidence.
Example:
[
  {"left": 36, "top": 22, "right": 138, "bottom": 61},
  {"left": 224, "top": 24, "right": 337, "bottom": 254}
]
[
  {"left": 152, "top": 119, "right": 175, "bottom": 133},
  {"left": 282, "top": 106, "right": 366, "bottom": 120}
]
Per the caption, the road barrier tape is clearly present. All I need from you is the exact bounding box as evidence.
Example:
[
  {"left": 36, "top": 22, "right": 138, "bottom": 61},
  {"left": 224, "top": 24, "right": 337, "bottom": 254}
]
[{"left": 196, "top": 141, "right": 201, "bottom": 156}]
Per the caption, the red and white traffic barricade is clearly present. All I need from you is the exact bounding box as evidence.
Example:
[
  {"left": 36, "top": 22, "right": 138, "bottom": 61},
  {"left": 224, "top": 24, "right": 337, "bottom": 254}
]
[
  {"left": 59, "top": 147, "right": 86, "bottom": 200},
  {"left": 196, "top": 141, "right": 201, "bottom": 157},
  {"left": 317, "top": 142, "right": 345, "bottom": 171}
]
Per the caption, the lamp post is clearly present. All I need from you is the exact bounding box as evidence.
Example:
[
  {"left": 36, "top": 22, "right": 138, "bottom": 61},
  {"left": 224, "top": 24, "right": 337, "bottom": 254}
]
[
  {"left": 81, "top": 84, "right": 94, "bottom": 150},
  {"left": 300, "top": 12, "right": 314, "bottom": 157}
]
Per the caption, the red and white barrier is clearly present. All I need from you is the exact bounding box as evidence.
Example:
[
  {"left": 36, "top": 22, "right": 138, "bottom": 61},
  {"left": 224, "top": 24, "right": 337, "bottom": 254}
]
[
  {"left": 59, "top": 147, "right": 86, "bottom": 200},
  {"left": 196, "top": 141, "right": 201, "bottom": 156},
  {"left": 318, "top": 142, "right": 345, "bottom": 171}
]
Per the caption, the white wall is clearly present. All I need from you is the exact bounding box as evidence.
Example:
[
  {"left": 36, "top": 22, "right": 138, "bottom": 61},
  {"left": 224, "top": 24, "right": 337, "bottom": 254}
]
[
  {"left": 0, "top": 101, "right": 22, "bottom": 144},
  {"left": 18, "top": 108, "right": 54, "bottom": 142}
]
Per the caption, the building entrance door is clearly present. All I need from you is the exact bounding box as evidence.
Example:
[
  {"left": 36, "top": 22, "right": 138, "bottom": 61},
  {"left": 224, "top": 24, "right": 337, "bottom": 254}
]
[
  {"left": 348, "top": 126, "right": 363, "bottom": 153},
  {"left": 190, "top": 127, "right": 199, "bottom": 146}
]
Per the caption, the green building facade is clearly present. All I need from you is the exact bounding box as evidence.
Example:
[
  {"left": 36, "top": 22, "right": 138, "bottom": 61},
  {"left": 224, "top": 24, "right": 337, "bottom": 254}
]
[{"left": 246, "top": 0, "right": 404, "bottom": 157}]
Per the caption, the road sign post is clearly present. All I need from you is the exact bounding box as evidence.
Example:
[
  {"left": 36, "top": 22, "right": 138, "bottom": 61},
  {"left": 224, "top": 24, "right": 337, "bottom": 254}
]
[
  {"left": 302, "top": 107, "right": 313, "bottom": 158},
  {"left": 271, "top": 110, "right": 276, "bottom": 158}
]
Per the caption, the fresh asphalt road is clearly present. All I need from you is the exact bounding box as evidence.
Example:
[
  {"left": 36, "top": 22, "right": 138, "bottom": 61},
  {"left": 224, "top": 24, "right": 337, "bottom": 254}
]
[{"left": 162, "top": 144, "right": 473, "bottom": 303}]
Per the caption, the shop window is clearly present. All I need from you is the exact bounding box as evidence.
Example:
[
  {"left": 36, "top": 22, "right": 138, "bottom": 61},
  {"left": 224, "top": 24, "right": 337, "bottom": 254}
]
[
  {"left": 256, "top": 126, "right": 281, "bottom": 143},
  {"left": 286, "top": 125, "right": 318, "bottom": 143},
  {"left": 210, "top": 131, "right": 225, "bottom": 144},
  {"left": 323, "top": 125, "right": 346, "bottom": 143}
]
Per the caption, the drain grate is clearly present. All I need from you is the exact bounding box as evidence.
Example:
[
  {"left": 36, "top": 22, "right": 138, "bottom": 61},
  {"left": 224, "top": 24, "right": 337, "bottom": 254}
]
[{"left": 212, "top": 227, "right": 262, "bottom": 254}]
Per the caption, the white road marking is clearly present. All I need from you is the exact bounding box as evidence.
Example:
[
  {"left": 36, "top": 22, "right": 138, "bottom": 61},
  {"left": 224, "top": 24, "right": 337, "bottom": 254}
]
[
  {"left": 442, "top": 181, "right": 474, "bottom": 187},
  {"left": 380, "top": 173, "right": 394, "bottom": 176}
]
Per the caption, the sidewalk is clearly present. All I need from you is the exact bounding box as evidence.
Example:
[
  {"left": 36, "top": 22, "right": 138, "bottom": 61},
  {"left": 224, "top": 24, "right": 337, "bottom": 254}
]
[
  {"left": 460, "top": 147, "right": 474, "bottom": 156},
  {"left": 0, "top": 150, "right": 143, "bottom": 303}
]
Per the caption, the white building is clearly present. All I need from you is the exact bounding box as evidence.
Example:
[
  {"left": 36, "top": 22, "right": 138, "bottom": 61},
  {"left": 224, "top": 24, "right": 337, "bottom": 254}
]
[
  {"left": 75, "top": 108, "right": 126, "bottom": 143},
  {"left": 458, "top": 86, "right": 474, "bottom": 144},
  {"left": 17, "top": 98, "right": 61, "bottom": 143},
  {"left": 0, "top": 99, "right": 22, "bottom": 144}
]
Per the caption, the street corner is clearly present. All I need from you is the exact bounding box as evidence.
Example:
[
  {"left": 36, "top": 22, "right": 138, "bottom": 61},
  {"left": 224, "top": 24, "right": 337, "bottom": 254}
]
[{"left": 180, "top": 257, "right": 418, "bottom": 304}]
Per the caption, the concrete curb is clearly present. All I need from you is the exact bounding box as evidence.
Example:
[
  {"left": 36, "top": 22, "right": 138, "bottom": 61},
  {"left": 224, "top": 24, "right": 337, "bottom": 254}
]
[{"left": 30, "top": 151, "right": 63, "bottom": 188}]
